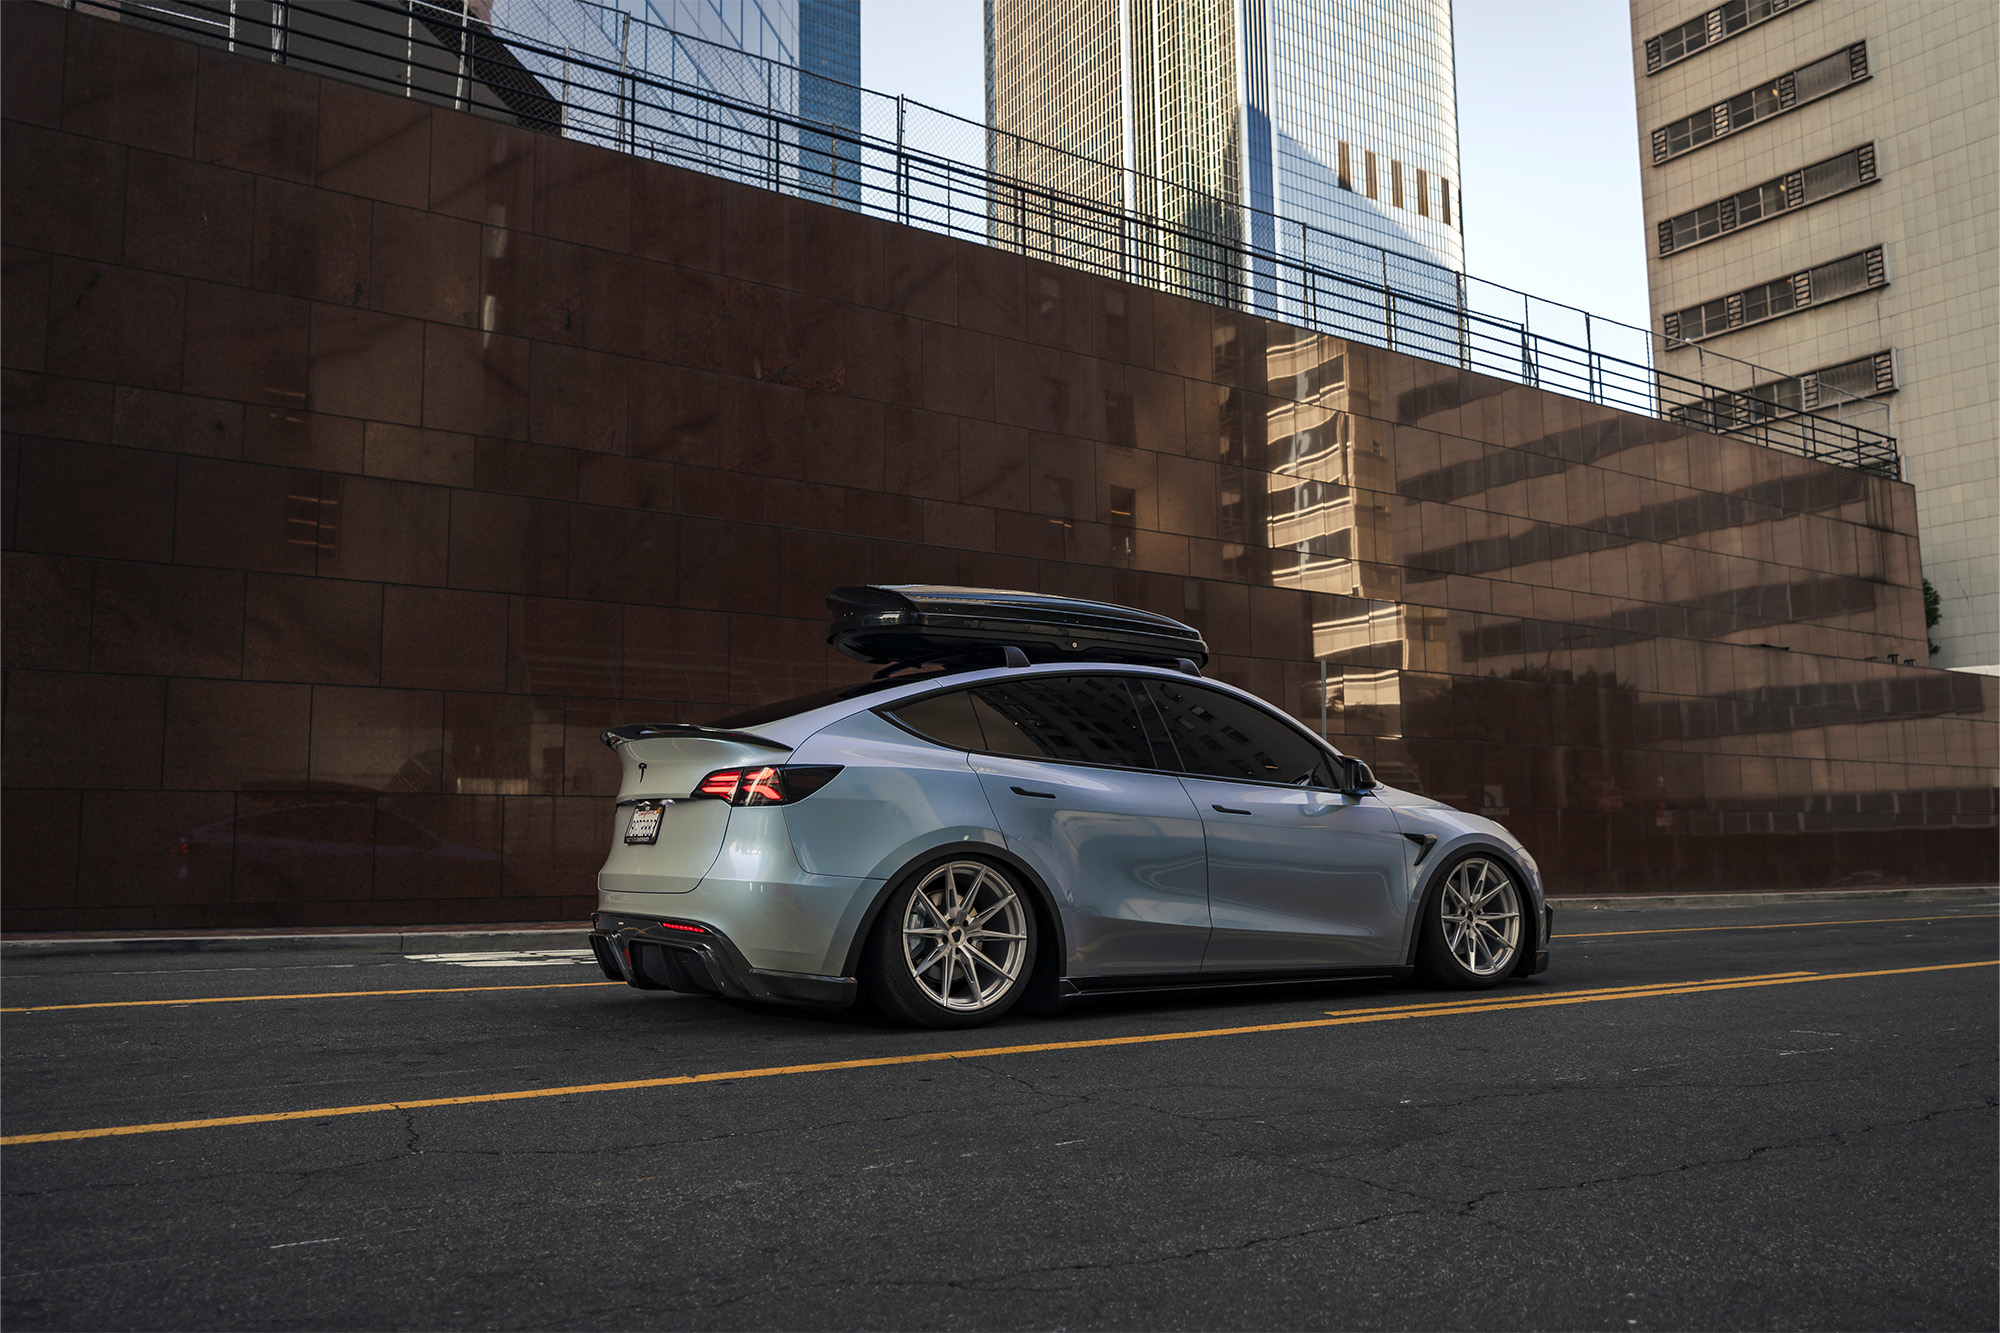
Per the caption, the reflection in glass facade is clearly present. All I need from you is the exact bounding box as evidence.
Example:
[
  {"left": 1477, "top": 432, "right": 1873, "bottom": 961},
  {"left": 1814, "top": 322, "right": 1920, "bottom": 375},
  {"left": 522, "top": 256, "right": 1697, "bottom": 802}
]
[
  {"left": 1199, "top": 311, "right": 1994, "bottom": 892},
  {"left": 491, "top": 0, "right": 862, "bottom": 201},
  {"left": 987, "top": 0, "right": 1462, "bottom": 339},
  {"left": 0, "top": 9, "right": 1991, "bottom": 931}
]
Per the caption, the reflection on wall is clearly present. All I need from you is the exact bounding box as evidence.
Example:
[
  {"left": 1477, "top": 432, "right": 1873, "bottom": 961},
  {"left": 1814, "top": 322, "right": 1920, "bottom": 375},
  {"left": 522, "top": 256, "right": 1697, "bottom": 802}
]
[{"left": 1, "top": 6, "right": 1993, "bottom": 931}]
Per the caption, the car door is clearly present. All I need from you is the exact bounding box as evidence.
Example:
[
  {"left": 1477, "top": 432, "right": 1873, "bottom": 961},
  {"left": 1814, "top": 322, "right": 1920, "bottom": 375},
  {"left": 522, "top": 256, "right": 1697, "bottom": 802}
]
[
  {"left": 1139, "top": 677, "right": 1410, "bottom": 972},
  {"left": 957, "top": 674, "right": 1211, "bottom": 978}
]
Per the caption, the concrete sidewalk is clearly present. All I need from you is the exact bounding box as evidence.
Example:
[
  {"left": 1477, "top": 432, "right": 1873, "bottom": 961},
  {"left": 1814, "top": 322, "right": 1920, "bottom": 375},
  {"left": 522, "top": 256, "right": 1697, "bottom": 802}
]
[{"left": 3, "top": 885, "right": 1992, "bottom": 958}]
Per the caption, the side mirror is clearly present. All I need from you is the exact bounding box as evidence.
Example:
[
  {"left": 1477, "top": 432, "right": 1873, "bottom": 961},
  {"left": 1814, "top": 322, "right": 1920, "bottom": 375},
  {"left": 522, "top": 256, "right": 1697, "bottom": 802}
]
[{"left": 1338, "top": 758, "right": 1377, "bottom": 794}]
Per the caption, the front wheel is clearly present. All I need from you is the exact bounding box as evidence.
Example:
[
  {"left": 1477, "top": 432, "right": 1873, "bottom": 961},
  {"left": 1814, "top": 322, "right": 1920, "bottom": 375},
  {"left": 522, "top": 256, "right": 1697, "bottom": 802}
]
[
  {"left": 1415, "top": 854, "right": 1525, "bottom": 989},
  {"left": 864, "top": 858, "right": 1037, "bottom": 1028}
]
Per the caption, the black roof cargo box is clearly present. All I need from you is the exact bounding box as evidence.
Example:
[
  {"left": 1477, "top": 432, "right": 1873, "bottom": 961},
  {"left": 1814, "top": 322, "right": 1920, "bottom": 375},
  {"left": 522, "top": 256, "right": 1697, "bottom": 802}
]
[{"left": 828, "top": 585, "right": 1208, "bottom": 669}]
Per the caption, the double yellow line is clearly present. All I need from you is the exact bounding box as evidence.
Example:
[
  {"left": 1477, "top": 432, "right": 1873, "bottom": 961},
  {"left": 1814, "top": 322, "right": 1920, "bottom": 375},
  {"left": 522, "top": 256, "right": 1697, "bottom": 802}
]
[{"left": 3, "top": 959, "right": 1989, "bottom": 1148}]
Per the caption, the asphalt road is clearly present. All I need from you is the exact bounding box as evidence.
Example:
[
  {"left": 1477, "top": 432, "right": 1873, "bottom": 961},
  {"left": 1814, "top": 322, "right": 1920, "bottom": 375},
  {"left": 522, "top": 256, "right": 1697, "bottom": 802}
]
[{"left": 3, "top": 898, "right": 1995, "bottom": 1332}]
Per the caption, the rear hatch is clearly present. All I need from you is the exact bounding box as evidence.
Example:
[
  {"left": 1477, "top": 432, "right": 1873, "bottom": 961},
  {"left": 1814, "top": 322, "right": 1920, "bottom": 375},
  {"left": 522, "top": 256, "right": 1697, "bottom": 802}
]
[{"left": 597, "top": 725, "right": 793, "bottom": 894}]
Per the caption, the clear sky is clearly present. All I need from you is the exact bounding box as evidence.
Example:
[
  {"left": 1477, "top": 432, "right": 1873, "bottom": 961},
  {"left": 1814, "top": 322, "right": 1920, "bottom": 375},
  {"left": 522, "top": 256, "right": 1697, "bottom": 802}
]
[{"left": 859, "top": 0, "right": 1652, "bottom": 337}]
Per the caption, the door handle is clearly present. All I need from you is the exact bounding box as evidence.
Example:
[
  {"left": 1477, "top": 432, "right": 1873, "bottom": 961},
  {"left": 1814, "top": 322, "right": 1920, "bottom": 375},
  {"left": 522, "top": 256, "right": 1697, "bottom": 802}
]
[
  {"left": 1010, "top": 786, "right": 1057, "bottom": 799},
  {"left": 1211, "top": 804, "right": 1251, "bottom": 815}
]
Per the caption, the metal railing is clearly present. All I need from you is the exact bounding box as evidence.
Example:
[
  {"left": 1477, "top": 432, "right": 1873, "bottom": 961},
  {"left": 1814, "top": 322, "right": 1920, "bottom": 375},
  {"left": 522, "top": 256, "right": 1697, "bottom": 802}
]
[{"left": 79, "top": 0, "right": 1900, "bottom": 478}]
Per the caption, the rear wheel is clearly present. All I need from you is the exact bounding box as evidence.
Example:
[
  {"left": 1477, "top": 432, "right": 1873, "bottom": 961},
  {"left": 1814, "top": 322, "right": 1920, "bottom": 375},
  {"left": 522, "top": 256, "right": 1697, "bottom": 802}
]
[
  {"left": 865, "top": 858, "right": 1036, "bottom": 1028},
  {"left": 1416, "top": 854, "right": 1524, "bottom": 989}
]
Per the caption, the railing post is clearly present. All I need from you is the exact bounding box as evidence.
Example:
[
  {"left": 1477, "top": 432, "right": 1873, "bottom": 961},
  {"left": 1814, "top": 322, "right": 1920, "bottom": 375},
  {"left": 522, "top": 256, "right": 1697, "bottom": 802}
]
[
  {"left": 1456, "top": 270, "right": 1468, "bottom": 369},
  {"left": 1584, "top": 311, "right": 1596, "bottom": 403},
  {"left": 1381, "top": 252, "right": 1394, "bottom": 351},
  {"left": 895, "top": 96, "right": 907, "bottom": 226}
]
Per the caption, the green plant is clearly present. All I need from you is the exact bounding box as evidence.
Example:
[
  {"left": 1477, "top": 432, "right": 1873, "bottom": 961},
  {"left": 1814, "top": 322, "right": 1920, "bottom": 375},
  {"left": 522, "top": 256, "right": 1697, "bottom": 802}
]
[{"left": 1924, "top": 578, "right": 1942, "bottom": 657}]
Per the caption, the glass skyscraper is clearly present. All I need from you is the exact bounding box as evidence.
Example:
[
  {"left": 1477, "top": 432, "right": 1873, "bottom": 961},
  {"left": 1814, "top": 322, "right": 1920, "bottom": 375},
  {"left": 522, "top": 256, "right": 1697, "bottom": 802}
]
[
  {"left": 491, "top": 0, "right": 862, "bottom": 202},
  {"left": 986, "top": 0, "right": 1462, "bottom": 333}
]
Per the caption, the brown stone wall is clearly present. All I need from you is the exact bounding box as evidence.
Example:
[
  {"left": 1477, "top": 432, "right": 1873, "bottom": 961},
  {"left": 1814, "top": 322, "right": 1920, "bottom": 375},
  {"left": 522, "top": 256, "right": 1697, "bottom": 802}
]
[{"left": 3, "top": 6, "right": 1994, "bottom": 930}]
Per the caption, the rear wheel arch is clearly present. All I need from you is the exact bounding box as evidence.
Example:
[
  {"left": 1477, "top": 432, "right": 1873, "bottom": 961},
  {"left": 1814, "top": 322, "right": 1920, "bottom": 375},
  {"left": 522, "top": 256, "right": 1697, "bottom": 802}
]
[{"left": 840, "top": 844, "right": 1068, "bottom": 983}]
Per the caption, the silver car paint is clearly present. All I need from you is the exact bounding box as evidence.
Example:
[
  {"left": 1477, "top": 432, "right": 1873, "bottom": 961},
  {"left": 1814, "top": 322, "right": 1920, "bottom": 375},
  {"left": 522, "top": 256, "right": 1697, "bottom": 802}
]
[
  {"left": 969, "top": 752, "right": 1210, "bottom": 976},
  {"left": 598, "top": 734, "right": 793, "bottom": 895},
  {"left": 780, "top": 709, "right": 1007, "bottom": 882},
  {"left": 595, "top": 662, "right": 1546, "bottom": 980},
  {"left": 1176, "top": 776, "right": 1412, "bottom": 971}
]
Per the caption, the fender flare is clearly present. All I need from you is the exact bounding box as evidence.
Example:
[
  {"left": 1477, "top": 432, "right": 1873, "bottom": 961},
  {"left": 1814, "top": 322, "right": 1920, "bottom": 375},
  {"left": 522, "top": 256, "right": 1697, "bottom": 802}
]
[
  {"left": 1401, "top": 842, "right": 1537, "bottom": 969},
  {"left": 837, "top": 842, "right": 1071, "bottom": 982}
]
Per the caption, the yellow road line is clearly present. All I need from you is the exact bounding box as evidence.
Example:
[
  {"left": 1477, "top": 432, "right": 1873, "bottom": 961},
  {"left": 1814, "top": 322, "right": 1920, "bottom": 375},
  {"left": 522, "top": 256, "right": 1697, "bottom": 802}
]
[
  {"left": 4, "top": 959, "right": 1990, "bottom": 1148},
  {"left": 1557, "top": 911, "right": 1997, "bottom": 940},
  {"left": 0, "top": 981, "right": 625, "bottom": 1013},
  {"left": 12, "top": 914, "right": 1987, "bottom": 1014}
]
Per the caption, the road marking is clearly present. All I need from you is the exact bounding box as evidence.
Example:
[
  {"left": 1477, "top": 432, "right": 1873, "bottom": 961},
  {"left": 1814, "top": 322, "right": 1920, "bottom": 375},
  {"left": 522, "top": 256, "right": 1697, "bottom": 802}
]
[
  {"left": 0, "top": 980, "right": 625, "bottom": 1014},
  {"left": 3, "top": 959, "right": 1990, "bottom": 1148},
  {"left": 402, "top": 950, "right": 596, "bottom": 968},
  {"left": 1557, "top": 911, "right": 1996, "bottom": 940}
]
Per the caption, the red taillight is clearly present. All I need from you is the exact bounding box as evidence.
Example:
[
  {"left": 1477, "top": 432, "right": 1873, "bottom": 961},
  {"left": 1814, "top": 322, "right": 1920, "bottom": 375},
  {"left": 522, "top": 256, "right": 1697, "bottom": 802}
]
[
  {"left": 698, "top": 769, "right": 744, "bottom": 800},
  {"left": 690, "top": 765, "right": 841, "bottom": 806},
  {"left": 658, "top": 921, "right": 707, "bottom": 934},
  {"left": 168, "top": 840, "right": 190, "bottom": 855}
]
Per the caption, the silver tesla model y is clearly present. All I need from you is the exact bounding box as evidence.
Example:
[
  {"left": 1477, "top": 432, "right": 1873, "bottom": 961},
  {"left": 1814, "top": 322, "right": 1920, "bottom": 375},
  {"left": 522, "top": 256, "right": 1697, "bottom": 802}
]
[{"left": 589, "top": 586, "right": 1550, "bottom": 1027}]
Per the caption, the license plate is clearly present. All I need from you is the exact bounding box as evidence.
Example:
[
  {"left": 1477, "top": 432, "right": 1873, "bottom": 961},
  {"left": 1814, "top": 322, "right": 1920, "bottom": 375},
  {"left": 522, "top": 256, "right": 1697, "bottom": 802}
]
[{"left": 624, "top": 801, "right": 665, "bottom": 844}]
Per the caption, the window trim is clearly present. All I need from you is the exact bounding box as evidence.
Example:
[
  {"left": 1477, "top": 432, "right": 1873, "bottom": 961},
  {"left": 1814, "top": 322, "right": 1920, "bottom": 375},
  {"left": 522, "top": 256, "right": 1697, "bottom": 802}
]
[
  {"left": 1645, "top": 0, "right": 1812, "bottom": 75},
  {"left": 1663, "top": 245, "right": 1887, "bottom": 345},
  {"left": 1650, "top": 42, "right": 1869, "bottom": 166},
  {"left": 1656, "top": 143, "right": 1878, "bottom": 257},
  {"left": 1668, "top": 349, "right": 1898, "bottom": 434},
  {"left": 876, "top": 669, "right": 1349, "bottom": 790}
]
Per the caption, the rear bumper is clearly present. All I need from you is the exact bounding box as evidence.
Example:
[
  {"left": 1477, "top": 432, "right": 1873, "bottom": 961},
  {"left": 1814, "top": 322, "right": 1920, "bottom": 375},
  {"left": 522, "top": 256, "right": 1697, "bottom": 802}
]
[{"left": 590, "top": 913, "right": 858, "bottom": 1010}]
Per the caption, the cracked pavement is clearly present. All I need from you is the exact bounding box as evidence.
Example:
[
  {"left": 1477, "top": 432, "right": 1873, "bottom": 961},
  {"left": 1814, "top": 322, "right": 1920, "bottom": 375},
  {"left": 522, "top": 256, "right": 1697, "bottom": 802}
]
[{"left": 2, "top": 897, "right": 1994, "bottom": 1330}]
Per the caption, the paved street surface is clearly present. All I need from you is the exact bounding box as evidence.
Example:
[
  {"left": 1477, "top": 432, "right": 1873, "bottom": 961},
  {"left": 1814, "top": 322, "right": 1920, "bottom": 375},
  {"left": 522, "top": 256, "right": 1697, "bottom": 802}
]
[{"left": 4, "top": 898, "right": 1995, "bottom": 1331}]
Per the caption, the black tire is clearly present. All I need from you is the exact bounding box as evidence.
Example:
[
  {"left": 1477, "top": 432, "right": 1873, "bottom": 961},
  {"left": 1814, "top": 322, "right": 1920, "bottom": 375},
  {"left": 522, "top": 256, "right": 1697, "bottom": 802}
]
[
  {"left": 1415, "top": 853, "right": 1526, "bottom": 989},
  {"left": 862, "top": 856, "right": 1038, "bottom": 1028}
]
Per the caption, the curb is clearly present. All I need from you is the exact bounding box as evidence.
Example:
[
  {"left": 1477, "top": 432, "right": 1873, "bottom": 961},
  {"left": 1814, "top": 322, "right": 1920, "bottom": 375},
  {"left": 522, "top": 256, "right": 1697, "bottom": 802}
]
[
  {"left": 1, "top": 927, "right": 589, "bottom": 959},
  {"left": 1548, "top": 884, "right": 1997, "bottom": 911}
]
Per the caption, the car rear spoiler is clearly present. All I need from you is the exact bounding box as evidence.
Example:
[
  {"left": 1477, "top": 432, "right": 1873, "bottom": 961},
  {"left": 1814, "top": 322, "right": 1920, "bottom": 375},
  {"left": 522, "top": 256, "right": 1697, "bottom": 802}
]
[{"left": 600, "top": 724, "right": 790, "bottom": 750}]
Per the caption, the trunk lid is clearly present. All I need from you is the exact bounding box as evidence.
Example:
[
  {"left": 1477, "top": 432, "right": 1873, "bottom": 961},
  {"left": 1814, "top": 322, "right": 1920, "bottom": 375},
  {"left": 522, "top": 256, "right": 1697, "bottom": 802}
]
[{"left": 597, "top": 725, "right": 793, "bottom": 895}]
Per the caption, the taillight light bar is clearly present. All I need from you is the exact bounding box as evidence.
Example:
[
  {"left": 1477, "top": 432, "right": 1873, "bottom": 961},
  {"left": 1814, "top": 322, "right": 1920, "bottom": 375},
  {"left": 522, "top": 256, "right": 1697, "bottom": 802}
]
[{"left": 691, "top": 765, "right": 843, "bottom": 806}]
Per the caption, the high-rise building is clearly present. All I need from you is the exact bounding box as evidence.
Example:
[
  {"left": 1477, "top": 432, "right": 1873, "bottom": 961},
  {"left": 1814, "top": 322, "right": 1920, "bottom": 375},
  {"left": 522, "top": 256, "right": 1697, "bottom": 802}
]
[
  {"left": 985, "top": 0, "right": 1463, "bottom": 344},
  {"left": 1629, "top": 0, "right": 1998, "bottom": 673},
  {"left": 491, "top": 0, "right": 863, "bottom": 201}
]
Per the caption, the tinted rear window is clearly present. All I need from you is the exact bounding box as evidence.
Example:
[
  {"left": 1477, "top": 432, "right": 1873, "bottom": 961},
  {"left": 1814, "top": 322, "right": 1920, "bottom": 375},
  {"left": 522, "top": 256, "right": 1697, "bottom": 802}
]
[
  {"left": 969, "top": 676, "right": 1158, "bottom": 768},
  {"left": 887, "top": 690, "right": 987, "bottom": 750}
]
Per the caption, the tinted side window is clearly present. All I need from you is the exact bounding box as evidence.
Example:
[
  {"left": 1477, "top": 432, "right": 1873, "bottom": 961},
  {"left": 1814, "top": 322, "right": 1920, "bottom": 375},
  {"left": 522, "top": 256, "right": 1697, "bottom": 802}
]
[
  {"left": 886, "top": 690, "right": 987, "bottom": 751},
  {"left": 970, "top": 676, "right": 1158, "bottom": 768},
  {"left": 1143, "top": 680, "right": 1332, "bottom": 786}
]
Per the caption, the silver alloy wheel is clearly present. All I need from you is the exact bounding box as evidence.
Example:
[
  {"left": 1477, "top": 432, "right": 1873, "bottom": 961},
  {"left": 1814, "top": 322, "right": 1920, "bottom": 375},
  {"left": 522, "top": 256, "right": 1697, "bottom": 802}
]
[
  {"left": 1439, "top": 856, "right": 1522, "bottom": 977},
  {"left": 901, "top": 861, "right": 1029, "bottom": 1012}
]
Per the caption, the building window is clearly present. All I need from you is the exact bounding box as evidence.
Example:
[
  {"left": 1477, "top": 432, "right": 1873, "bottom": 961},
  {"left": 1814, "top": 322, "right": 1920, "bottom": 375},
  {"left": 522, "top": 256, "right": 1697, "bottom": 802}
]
[
  {"left": 1364, "top": 150, "right": 1377, "bottom": 199},
  {"left": 1671, "top": 350, "right": 1897, "bottom": 432},
  {"left": 1656, "top": 144, "right": 1877, "bottom": 255},
  {"left": 1650, "top": 42, "right": 1869, "bottom": 164},
  {"left": 1416, "top": 168, "right": 1430, "bottom": 217},
  {"left": 1663, "top": 245, "right": 1887, "bottom": 343},
  {"left": 1647, "top": 0, "right": 1810, "bottom": 73},
  {"left": 1390, "top": 159, "right": 1404, "bottom": 208},
  {"left": 1440, "top": 178, "right": 1452, "bottom": 227},
  {"left": 1337, "top": 140, "right": 1351, "bottom": 190}
]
